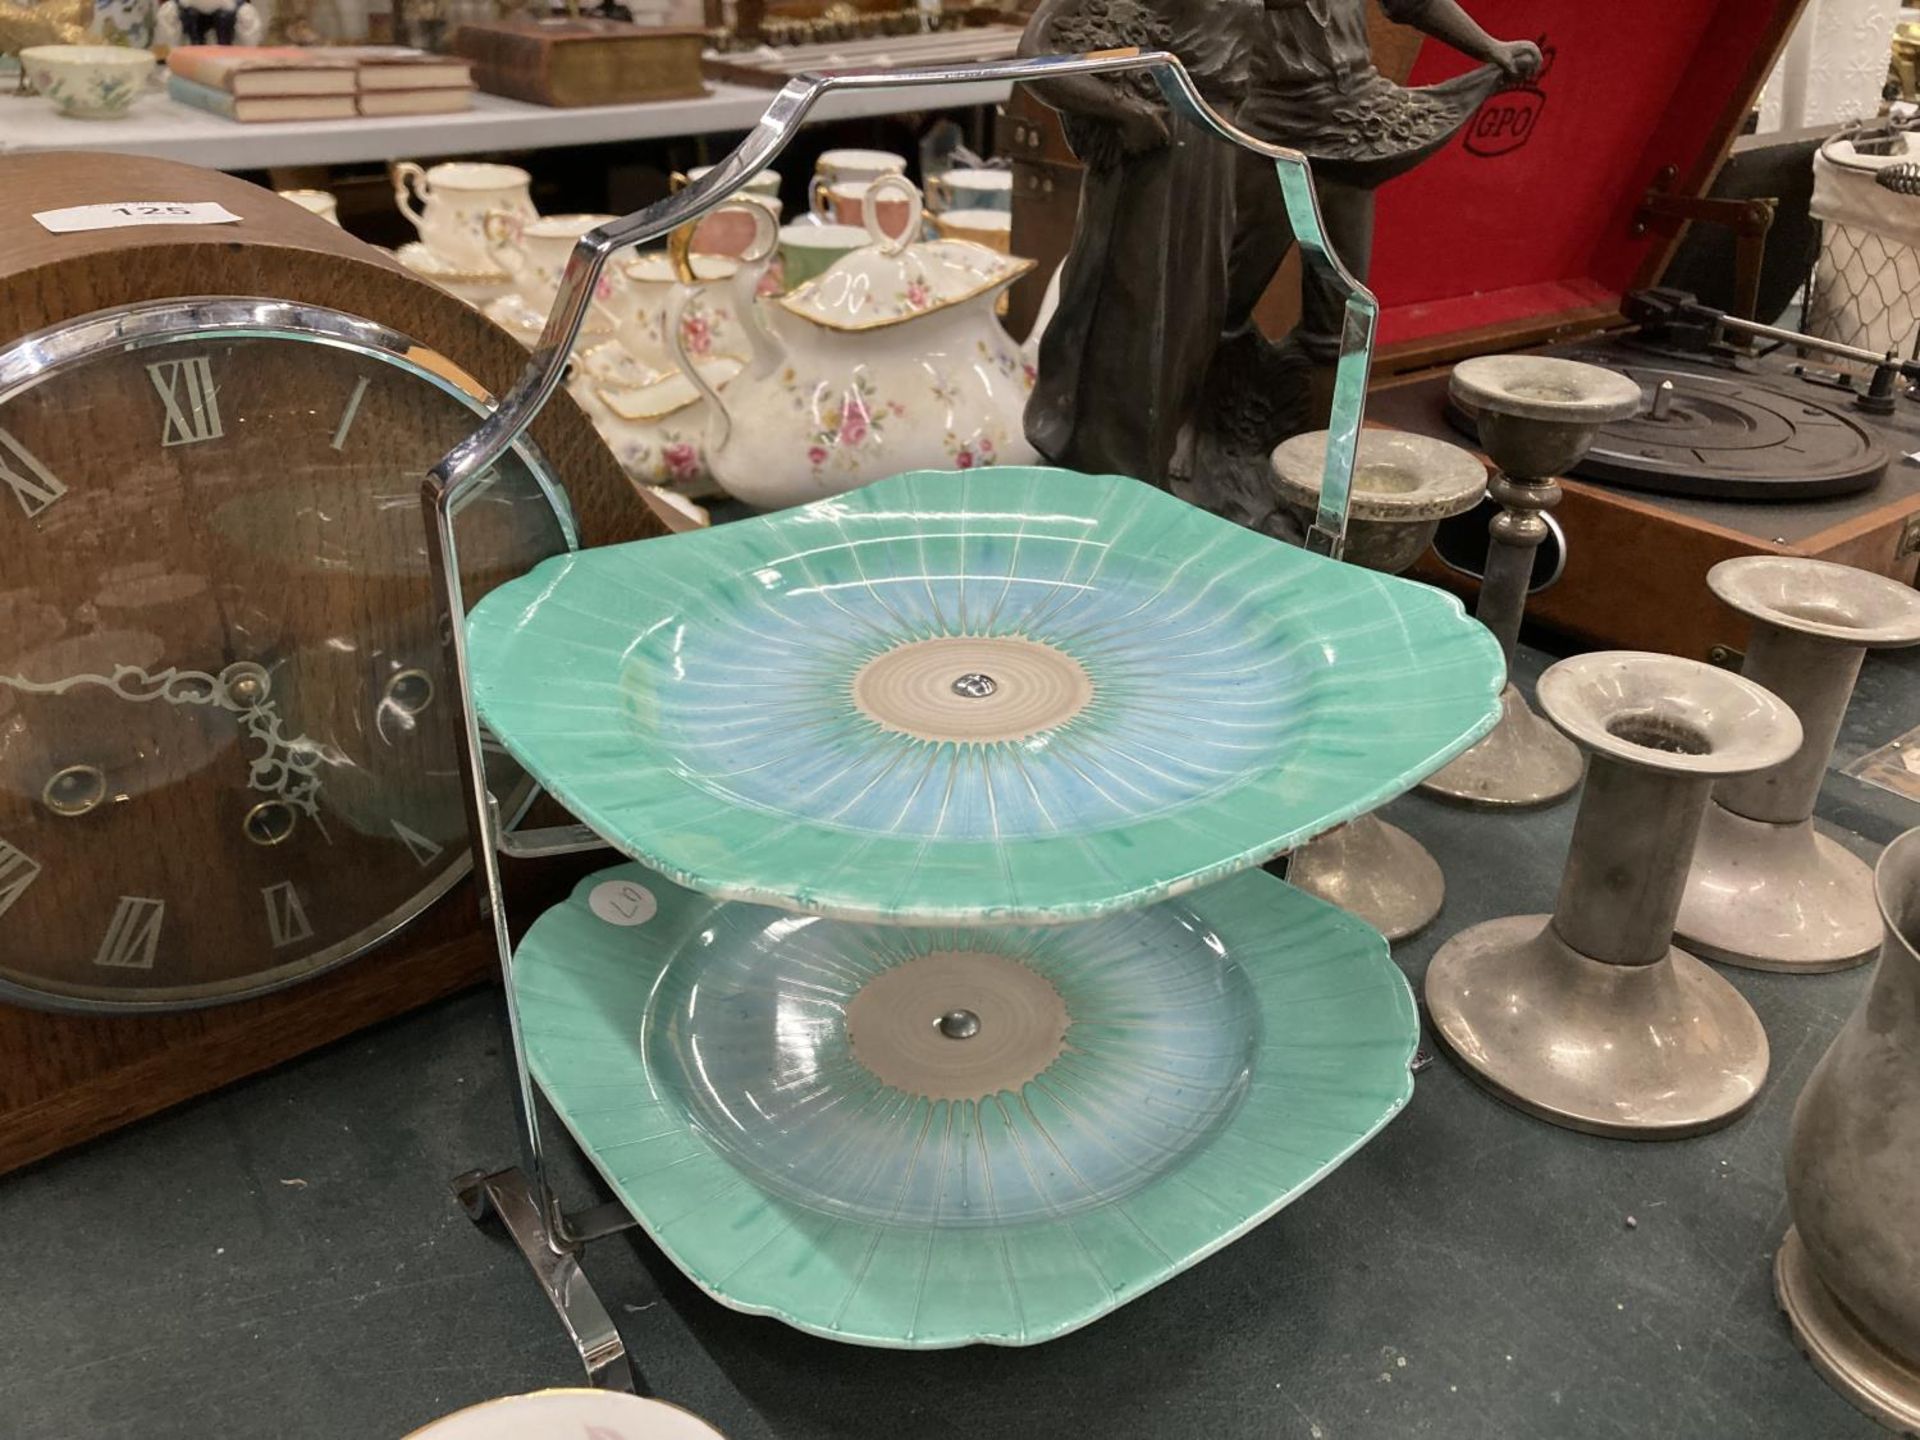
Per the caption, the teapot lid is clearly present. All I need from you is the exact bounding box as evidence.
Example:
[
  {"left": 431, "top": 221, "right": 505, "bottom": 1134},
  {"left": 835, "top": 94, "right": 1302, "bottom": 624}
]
[{"left": 776, "top": 176, "right": 1032, "bottom": 332}]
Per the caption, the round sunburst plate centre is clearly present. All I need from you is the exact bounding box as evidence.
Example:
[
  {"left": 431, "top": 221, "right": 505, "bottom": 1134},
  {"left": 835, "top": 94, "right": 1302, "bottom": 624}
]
[
  {"left": 845, "top": 951, "right": 1071, "bottom": 1102},
  {"left": 851, "top": 635, "right": 1093, "bottom": 744}
]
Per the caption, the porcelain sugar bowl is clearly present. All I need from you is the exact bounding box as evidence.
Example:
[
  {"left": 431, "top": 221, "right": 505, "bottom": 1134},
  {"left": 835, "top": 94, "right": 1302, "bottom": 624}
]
[{"left": 672, "top": 177, "right": 1038, "bottom": 510}]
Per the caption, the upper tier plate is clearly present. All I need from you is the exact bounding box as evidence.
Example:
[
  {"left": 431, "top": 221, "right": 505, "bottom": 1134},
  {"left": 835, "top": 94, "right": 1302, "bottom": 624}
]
[
  {"left": 467, "top": 467, "right": 1503, "bottom": 924},
  {"left": 517, "top": 860, "right": 1419, "bottom": 1348}
]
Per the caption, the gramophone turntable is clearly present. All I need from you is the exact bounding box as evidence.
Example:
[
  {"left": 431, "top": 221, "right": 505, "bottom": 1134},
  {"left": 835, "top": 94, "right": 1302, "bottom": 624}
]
[
  {"left": 1443, "top": 289, "right": 1912, "bottom": 502},
  {"left": 1370, "top": 295, "right": 1920, "bottom": 661}
]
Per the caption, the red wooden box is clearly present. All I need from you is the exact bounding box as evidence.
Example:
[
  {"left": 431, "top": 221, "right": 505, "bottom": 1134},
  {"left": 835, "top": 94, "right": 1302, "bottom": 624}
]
[
  {"left": 1371, "top": 0, "right": 1802, "bottom": 371},
  {"left": 1351, "top": 0, "right": 1920, "bottom": 661}
]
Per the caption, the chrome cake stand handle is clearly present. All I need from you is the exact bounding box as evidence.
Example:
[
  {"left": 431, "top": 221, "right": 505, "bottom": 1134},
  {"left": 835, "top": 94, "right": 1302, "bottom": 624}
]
[
  {"left": 1677, "top": 556, "right": 1920, "bottom": 972},
  {"left": 1425, "top": 651, "right": 1802, "bottom": 1138}
]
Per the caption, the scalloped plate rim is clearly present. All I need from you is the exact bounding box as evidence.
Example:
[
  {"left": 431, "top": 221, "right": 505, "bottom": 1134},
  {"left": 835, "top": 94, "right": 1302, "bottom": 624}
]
[{"left": 468, "top": 466, "right": 1505, "bottom": 926}]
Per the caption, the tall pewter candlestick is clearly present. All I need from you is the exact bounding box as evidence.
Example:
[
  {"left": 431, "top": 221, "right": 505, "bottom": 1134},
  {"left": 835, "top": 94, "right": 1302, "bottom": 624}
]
[
  {"left": 1776, "top": 827, "right": 1920, "bottom": 1432},
  {"left": 1270, "top": 428, "right": 1488, "bottom": 939},
  {"left": 1420, "top": 356, "right": 1642, "bottom": 808},
  {"left": 1678, "top": 557, "right": 1920, "bottom": 972},
  {"left": 1425, "top": 651, "right": 1802, "bottom": 1137}
]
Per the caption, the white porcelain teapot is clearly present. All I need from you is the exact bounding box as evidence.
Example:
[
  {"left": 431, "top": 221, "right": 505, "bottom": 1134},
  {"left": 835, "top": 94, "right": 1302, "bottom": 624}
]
[{"left": 670, "top": 176, "right": 1038, "bottom": 511}]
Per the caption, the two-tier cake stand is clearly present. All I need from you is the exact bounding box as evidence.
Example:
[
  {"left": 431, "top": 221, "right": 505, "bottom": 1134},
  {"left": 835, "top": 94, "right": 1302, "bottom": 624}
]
[{"left": 420, "top": 53, "right": 1507, "bottom": 1388}]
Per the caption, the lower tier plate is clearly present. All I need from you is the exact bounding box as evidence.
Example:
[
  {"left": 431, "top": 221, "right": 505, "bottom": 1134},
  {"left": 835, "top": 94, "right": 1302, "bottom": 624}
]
[{"left": 516, "top": 861, "right": 1419, "bottom": 1349}]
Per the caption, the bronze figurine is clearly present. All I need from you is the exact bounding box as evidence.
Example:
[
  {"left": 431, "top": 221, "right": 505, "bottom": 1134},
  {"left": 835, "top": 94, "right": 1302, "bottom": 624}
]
[
  {"left": 1018, "top": 0, "right": 1265, "bottom": 483},
  {"left": 1022, "top": 0, "right": 1539, "bottom": 531}
]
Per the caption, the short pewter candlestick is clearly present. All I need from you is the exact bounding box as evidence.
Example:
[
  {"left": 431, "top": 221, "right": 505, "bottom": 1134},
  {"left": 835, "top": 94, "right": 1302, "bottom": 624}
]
[
  {"left": 1270, "top": 428, "right": 1488, "bottom": 939},
  {"left": 1677, "top": 556, "right": 1920, "bottom": 972},
  {"left": 1420, "top": 356, "right": 1642, "bottom": 808},
  {"left": 1425, "top": 651, "right": 1803, "bottom": 1137}
]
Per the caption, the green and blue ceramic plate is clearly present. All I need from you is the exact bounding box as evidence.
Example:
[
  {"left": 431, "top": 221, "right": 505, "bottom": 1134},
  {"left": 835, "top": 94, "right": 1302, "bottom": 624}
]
[
  {"left": 516, "top": 861, "right": 1420, "bottom": 1348},
  {"left": 467, "top": 466, "right": 1503, "bottom": 924}
]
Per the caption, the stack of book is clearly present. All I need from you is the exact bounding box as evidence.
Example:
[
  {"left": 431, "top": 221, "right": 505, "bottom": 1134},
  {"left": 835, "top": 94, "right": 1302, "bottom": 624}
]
[{"left": 165, "top": 46, "right": 476, "bottom": 123}]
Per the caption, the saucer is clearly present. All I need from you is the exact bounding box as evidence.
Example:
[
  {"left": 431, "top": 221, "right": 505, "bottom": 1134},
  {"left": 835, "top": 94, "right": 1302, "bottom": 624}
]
[{"left": 393, "top": 241, "right": 513, "bottom": 308}]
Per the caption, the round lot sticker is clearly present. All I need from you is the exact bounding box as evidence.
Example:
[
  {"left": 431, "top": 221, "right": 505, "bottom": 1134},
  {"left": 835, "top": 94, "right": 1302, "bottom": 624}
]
[{"left": 589, "top": 880, "right": 658, "bottom": 927}]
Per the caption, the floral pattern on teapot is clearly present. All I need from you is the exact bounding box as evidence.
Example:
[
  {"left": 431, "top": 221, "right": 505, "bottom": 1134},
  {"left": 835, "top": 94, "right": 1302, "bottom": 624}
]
[{"left": 669, "top": 180, "right": 1040, "bottom": 511}]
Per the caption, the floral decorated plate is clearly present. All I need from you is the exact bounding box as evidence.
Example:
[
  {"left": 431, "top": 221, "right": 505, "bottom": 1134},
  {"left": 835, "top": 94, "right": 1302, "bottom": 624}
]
[
  {"left": 404, "top": 1389, "right": 724, "bottom": 1438},
  {"left": 465, "top": 466, "right": 1503, "bottom": 924},
  {"left": 515, "top": 861, "right": 1418, "bottom": 1348}
]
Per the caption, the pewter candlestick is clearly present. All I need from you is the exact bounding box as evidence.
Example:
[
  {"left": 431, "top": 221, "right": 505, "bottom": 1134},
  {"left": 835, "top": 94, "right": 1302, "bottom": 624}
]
[
  {"left": 1677, "top": 556, "right": 1920, "bottom": 972},
  {"left": 1270, "top": 428, "right": 1488, "bottom": 939},
  {"left": 1419, "top": 356, "right": 1642, "bottom": 808},
  {"left": 1425, "top": 651, "right": 1803, "bottom": 1137}
]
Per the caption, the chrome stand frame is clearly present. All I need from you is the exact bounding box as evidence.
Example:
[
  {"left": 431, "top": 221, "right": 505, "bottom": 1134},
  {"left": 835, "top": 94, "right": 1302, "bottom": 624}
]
[{"left": 418, "top": 49, "right": 1378, "bottom": 1388}]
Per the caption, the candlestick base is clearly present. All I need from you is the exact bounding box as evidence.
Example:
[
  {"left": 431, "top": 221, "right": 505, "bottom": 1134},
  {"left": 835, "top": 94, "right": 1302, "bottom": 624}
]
[
  {"left": 1425, "top": 915, "right": 1769, "bottom": 1137},
  {"left": 1677, "top": 803, "right": 1882, "bottom": 973},
  {"left": 1285, "top": 812, "right": 1444, "bottom": 942},
  {"left": 1777, "top": 1227, "right": 1920, "bottom": 1436},
  {"left": 1418, "top": 684, "right": 1583, "bottom": 808}
]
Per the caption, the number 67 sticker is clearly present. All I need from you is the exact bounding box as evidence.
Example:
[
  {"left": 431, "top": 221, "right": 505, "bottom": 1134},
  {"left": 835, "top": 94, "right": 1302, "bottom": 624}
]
[{"left": 34, "top": 201, "right": 243, "bottom": 235}]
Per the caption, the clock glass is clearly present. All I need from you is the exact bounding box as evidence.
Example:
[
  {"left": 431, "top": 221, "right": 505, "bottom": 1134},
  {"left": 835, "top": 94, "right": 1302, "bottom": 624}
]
[{"left": 0, "top": 299, "right": 574, "bottom": 1011}]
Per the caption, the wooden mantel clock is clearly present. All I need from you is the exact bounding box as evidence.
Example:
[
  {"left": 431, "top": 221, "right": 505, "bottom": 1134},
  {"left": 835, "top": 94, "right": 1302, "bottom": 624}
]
[{"left": 0, "top": 152, "right": 668, "bottom": 1171}]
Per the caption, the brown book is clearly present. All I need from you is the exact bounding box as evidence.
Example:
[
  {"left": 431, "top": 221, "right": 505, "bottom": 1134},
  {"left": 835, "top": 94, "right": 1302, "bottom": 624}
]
[{"left": 450, "top": 19, "right": 709, "bottom": 108}]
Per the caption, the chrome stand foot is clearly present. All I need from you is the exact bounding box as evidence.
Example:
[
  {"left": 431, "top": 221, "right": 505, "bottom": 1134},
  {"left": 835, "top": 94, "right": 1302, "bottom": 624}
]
[{"left": 453, "top": 1167, "right": 636, "bottom": 1393}]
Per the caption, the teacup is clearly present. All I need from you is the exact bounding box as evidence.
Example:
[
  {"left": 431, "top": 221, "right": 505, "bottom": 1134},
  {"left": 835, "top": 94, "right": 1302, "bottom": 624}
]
[
  {"left": 277, "top": 188, "right": 341, "bottom": 225},
  {"left": 21, "top": 44, "right": 154, "bottom": 119},
  {"left": 668, "top": 166, "right": 783, "bottom": 258},
  {"left": 777, "top": 222, "right": 868, "bottom": 291},
  {"left": 823, "top": 179, "right": 920, "bottom": 242},
  {"left": 484, "top": 211, "right": 620, "bottom": 311},
  {"left": 928, "top": 167, "right": 1012, "bottom": 213},
  {"left": 808, "top": 147, "right": 907, "bottom": 217},
  {"left": 933, "top": 207, "right": 1012, "bottom": 254},
  {"left": 393, "top": 242, "right": 515, "bottom": 309},
  {"left": 394, "top": 160, "right": 534, "bottom": 273},
  {"left": 615, "top": 240, "right": 752, "bottom": 378}
]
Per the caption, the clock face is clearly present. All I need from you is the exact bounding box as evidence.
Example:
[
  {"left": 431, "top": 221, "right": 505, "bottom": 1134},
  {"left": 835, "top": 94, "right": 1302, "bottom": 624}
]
[{"left": 0, "top": 301, "right": 574, "bottom": 1011}]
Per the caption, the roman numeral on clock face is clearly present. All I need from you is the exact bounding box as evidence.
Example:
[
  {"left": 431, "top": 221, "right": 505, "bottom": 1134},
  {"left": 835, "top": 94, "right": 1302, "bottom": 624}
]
[
  {"left": 261, "top": 881, "right": 315, "bottom": 949},
  {"left": 148, "top": 356, "right": 224, "bottom": 447},
  {"left": 0, "top": 838, "right": 42, "bottom": 920},
  {"left": 0, "top": 428, "right": 66, "bottom": 518},
  {"left": 390, "top": 819, "right": 445, "bottom": 868},
  {"left": 96, "top": 896, "right": 165, "bottom": 969}
]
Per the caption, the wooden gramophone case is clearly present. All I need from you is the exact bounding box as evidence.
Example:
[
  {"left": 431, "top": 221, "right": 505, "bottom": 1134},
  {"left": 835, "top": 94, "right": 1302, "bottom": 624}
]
[{"left": 1358, "top": 0, "right": 1920, "bottom": 661}]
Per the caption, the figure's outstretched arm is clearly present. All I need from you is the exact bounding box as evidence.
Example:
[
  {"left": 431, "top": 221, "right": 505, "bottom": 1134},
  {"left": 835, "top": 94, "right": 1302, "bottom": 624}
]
[{"left": 1388, "top": 0, "right": 1541, "bottom": 77}]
